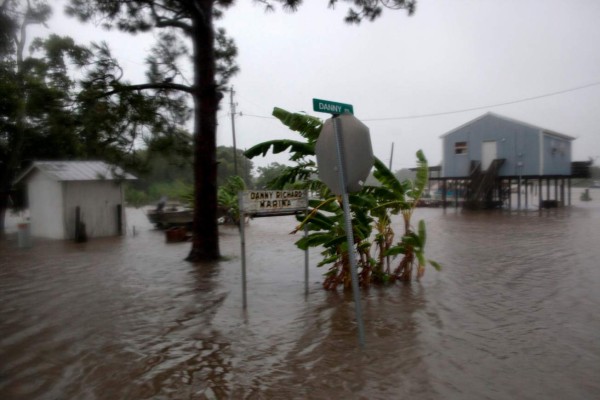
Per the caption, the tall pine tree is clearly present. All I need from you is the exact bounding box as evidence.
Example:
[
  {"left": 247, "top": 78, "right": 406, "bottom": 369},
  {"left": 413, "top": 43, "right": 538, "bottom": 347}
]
[{"left": 65, "top": 0, "right": 416, "bottom": 261}]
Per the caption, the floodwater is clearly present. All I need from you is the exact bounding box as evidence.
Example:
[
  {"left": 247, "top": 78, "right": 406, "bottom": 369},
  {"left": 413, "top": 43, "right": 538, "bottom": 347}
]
[{"left": 1, "top": 189, "right": 600, "bottom": 399}]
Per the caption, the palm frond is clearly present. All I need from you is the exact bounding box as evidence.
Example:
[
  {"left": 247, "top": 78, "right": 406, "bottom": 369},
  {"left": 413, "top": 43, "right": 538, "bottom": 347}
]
[
  {"left": 244, "top": 139, "right": 314, "bottom": 159},
  {"left": 411, "top": 149, "right": 429, "bottom": 201},
  {"left": 372, "top": 157, "right": 404, "bottom": 195},
  {"left": 272, "top": 107, "right": 323, "bottom": 142}
]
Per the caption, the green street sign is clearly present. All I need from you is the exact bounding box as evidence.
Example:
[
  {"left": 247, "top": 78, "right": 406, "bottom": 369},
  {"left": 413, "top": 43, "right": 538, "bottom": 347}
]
[{"left": 313, "top": 98, "right": 354, "bottom": 115}]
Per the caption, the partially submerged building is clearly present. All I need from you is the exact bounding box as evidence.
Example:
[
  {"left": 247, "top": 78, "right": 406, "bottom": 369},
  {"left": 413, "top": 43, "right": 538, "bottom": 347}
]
[
  {"left": 437, "top": 113, "right": 578, "bottom": 208},
  {"left": 14, "top": 161, "right": 136, "bottom": 240}
]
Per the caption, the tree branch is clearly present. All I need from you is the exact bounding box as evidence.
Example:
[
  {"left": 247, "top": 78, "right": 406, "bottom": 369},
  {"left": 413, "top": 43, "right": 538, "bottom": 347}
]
[
  {"left": 155, "top": 18, "right": 192, "bottom": 32},
  {"left": 149, "top": 2, "right": 192, "bottom": 34},
  {"left": 100, "top": 82, "right": 194, "bottom": 98}
]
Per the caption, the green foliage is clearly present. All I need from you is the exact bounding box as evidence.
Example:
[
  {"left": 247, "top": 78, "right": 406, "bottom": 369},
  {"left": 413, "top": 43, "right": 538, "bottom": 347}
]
[
  {"left": 124, "top": 145, "right": 252, "bottom": 206},
  {"left": 254, "top": 162, "right": 289, "bottom": 189},
  {"left": 245, "top": 107, "right": 324, "bottom": 194},
  {"left": 216, "top": 146, "right": 253, "bottom": 187},
  {"left": 147, "top": 180, "right": 191, "bottom": 204},
  {"left": 0, "top": 0, "right": 201, "bottom": 232},
  {"left": 248, "top": 107, "right": 440, "bottom": 290},
  {"left": 0, "top": 1, "right": 101, "bottom": 232},
  {"left": 215, "top": 175, "right": 246, "bottom": 224},
  {"left": 124, "top": 185, "right": 150, "bottom": 208}
]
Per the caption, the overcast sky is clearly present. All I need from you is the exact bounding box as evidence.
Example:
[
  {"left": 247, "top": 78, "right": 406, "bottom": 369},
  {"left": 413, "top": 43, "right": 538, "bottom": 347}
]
[{"left": 34, "top": 0, "right": 600, "bottom": 170}]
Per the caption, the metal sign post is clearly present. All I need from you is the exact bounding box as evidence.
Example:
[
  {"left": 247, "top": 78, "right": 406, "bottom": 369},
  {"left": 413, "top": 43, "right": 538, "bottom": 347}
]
[
  {"left": 305, "top": 221, "right": 309, "bottom": 296},
  {"left": 238, "top": 194, "right": 248, "bottom": 309},
  {"left": 313, "top": 98, "right": 371, "bottom": 349},
  {"left": 332, "top": 115, "right": 366, "bottom": 348},
  {"left": 238, "top": 190, "right": 310, "bottom": 309}
]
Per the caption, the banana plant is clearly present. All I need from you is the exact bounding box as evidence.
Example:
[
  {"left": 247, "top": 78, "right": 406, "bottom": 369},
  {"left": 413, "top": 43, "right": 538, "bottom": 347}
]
[
  {"left": 244, "top": 107, "right": 322, "bottom": 191},
  {"left": 245, "top": 107, "right": 440, "bottom": 289},
  {"left": 217, "top": 175, "right": 246, "bottom": 224},
  {"left": 370, "top": 151, "right": 441, "bottom": 280}
]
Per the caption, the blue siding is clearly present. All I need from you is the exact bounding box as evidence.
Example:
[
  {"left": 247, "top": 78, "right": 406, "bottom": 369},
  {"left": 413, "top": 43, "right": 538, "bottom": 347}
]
[
  {"left": 443, "top": 131, "right": 471, "bottom": 177},
  {"left": 542, "top": 134, "right": 571, "bottom": 175},
  {"left": 442, "top": 113, "right": 572, "bottom": 177}
]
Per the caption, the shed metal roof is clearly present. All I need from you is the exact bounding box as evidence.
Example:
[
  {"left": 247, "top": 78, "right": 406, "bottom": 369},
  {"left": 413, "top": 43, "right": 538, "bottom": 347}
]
[{"left": 13, "top": 161, "right": 137, "bottom": 184}]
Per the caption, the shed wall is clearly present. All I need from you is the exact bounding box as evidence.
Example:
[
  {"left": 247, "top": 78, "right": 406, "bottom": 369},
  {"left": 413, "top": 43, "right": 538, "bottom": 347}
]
[
  {"left": 63, "top": 181, "right": 123, "bottom": 239},
  {"left": 28, "top": 173, "right": 65, "bottom": 239}
]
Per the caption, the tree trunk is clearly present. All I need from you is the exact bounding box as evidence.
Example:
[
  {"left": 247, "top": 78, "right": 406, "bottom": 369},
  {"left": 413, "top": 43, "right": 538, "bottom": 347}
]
[
  {"left": 0, "top": 12, "right": 29, "bottom": 236},
  {"left": 186, "top": 1, "right": 221, "bottom": 262},
  {"left": 0, "top": 177, "right": 9, "bottom": 235}
]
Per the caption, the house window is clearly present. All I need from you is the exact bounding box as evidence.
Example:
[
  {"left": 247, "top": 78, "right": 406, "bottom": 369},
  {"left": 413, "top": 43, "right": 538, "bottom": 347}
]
[{"left": 454, "top": 141, "right": 468, "bottom": 155}]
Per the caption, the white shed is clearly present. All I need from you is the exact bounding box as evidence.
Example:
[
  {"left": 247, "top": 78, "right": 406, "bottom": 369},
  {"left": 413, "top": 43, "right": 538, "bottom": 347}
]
[{"left": 14, "top": 161, "right": 136, "bottom": 240}]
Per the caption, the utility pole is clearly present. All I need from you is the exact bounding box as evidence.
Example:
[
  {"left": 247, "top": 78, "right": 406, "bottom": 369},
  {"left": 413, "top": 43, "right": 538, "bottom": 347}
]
[
  {"left": 230, "top": 86, "right": 238, "bottom": 176},
  {"left": 389, "top": 142, "right": 394, "bottom": 170}
]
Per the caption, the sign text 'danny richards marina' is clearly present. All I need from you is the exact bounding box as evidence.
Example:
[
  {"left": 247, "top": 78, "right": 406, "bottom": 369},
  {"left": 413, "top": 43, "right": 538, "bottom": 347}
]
[{"left": 240, "top": 190, "right": 308, "bottom": 215}]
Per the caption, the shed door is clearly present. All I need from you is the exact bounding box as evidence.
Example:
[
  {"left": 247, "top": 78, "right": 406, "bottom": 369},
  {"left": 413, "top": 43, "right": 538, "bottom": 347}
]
[{"left": 482, "top": 141, "right": 497, "bottom": 171}]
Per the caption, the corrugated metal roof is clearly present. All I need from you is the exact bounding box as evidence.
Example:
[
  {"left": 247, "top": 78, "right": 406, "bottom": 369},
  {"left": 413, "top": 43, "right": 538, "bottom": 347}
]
[
  {"left": 439, "top": 112, "right": 576, "bottom": 140},
  {"left": 14, "top": 161, "right": 136, "bottom": 184}
]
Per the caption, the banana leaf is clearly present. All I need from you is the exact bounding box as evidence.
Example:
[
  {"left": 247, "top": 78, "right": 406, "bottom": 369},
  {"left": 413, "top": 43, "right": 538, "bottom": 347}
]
[
  {"left": 272, "top": 107, "right": 323, "bottom": 142},
  {"left": 411, "top": 149, "right": 429, "bottom": 201},
  {"left": 318, "top": 254, "right": 340, "bottom": 267},
  {"left": 384, "top": 245, "right": 406, "bottom": 257},
  {"left": 295, "top": 232, "right": 337, "bottom": 250},
  {"left": 428, "top": 260, "right": 442, "bottom": 271},
  {"left": 245, "top": 140, "right": 314, "bottom": 159}
]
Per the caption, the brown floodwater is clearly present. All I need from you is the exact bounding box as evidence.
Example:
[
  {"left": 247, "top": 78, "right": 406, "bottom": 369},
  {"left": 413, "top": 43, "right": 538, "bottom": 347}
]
[{"left": 1, "top": 190, "right": 600, "bottom": 399}]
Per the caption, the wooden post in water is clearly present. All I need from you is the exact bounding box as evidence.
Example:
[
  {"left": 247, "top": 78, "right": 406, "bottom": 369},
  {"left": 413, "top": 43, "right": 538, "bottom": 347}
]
[
  {"left": 538, "top": 176, "right": 544, "bottom": 209},
  {"left": 116, "top": 204, "right": 122, "bottom": 236},
  {"left": 454, "top": 180, "right": 459, "bottom": 209},
  {"left": 508, "top": 177, "right": 512, "bottom": 209},
  {"left": 525, "top": 178, "right": 528, "bottom": 209},
  {"left": 75, "top": 206, "right": 87, "bottom": 243},
  {"left": 517, "top": 176, "right": 521, "bottom": 209},
  {"left": 442, "top": 180, "right": 447, "bottom": 210}
]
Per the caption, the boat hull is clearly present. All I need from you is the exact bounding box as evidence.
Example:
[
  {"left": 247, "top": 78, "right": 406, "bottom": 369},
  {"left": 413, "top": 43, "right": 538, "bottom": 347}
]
[{"left": 146, "top": 209, "right": 193, "bottom": 228}]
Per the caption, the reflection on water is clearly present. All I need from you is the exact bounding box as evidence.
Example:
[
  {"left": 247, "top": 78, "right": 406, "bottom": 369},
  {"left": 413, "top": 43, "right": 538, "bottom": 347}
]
[{"left": 1, "top": 192, "right": 600, "bottom": 399}]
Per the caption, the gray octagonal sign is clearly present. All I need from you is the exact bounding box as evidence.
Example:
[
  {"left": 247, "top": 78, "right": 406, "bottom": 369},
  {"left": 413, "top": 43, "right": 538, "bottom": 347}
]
[{"left": 315, "top": 114, "right": 374, "bottom": 195}]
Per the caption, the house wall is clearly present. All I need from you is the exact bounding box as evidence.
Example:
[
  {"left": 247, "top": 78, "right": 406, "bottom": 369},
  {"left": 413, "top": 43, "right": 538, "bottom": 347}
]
[
  {"left": 28, "top": 172, "right": 65, "bottom": 239},
  {"left": 63, "top": 181, "right": 123, "bottom": 239},
  {"left": 542, "top": 133, "right": 572, "bottom": 175},
  {"left": 442, "top": 114, "right": 566, "bottom": 177},
  {"left": 442, "top": 130, "right": 472, "bottom": 177}
]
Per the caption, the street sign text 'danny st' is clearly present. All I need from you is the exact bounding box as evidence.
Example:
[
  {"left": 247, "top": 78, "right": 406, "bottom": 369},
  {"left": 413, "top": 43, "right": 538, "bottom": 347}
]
[{"left": 312, "top": 98, "right": 354, "bottom": 115}]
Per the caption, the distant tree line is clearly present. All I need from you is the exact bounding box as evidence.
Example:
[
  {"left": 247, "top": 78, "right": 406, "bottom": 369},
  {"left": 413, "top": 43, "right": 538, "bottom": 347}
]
[{"left": 125, "top": 145, "right": 246, "bottom": 207}]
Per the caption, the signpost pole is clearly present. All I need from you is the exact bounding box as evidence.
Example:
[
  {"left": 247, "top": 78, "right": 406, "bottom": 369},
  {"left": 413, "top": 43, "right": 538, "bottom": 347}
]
[
  {"left": 238, "top": 193, "right": 247, "bottom": 309},
  {"left": 238, "top": 189, "right": 310, "bottom": 308},
  {"left": 304, "top": 191, "right": 309, "bottom": 296},
  {"left": 332, "top": 115, "right": 366, "bottom": 348},
  {"left": 304, "top": 221, "right": 309, "bottom": 296}
]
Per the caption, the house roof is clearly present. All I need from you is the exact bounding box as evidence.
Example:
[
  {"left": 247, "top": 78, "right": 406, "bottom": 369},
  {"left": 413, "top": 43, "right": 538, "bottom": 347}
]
[
  {"left": 439, "top": 112, "right": 576, "bottom": 141},
  {"left": 13, "top": 161, "right": 137, "bottom": 185}
]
